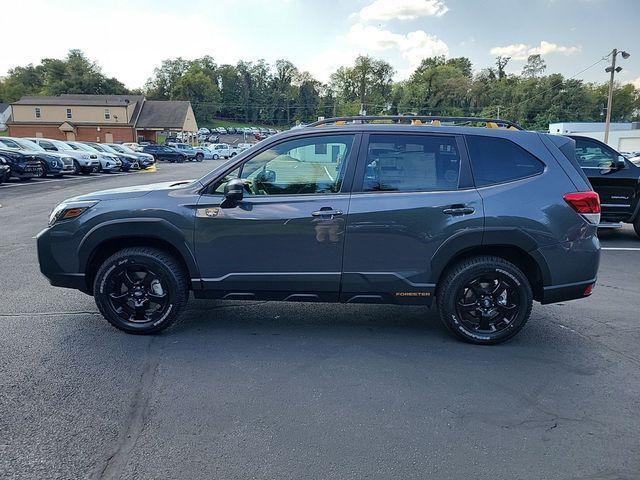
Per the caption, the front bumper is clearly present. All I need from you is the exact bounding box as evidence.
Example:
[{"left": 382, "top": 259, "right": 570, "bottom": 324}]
[{"left": 37, "top": 227, "right": 89, "bottom": 293}]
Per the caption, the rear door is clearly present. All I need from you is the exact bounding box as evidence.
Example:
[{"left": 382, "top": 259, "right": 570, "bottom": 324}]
[
  {"left": 571, "top": 136, "right": 640, "bottom": 222},
  {"left": 341, "top": 132, "right": 483, "bottom": 303}
]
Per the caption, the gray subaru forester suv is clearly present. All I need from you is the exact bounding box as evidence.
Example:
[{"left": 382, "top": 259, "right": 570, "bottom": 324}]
[{"left": 37, "top": 116, "right": 601, "bottom": 344}]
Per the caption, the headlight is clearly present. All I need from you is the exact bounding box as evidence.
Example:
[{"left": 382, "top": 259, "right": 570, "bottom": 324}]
[
  {"left": 49, "top": 200, "right": 99, "bottom": 226},
  {"left": 0, "top": 156, "right": 6, "bottom": 164}
]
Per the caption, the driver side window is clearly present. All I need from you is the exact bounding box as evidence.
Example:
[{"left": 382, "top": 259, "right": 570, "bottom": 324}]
[
  {"left": 574, "top": 138, "right": 615, "bottom": 169},
  {"left": 214, "top": 135, "right": 354, "bottom": 196}
]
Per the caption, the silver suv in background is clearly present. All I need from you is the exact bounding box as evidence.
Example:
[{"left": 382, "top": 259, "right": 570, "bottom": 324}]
[{"left": 26, "top": 138, "right": 100, "bottom": 174}]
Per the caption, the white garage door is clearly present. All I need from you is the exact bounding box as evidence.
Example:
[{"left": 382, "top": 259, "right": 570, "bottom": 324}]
[{"left": 618, "top": 137, "right": 640, "bottom": 152}]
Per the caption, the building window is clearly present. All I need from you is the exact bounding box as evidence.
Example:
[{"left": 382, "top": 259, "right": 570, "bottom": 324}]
[
  {"left": 104, "top": 108, "right": 110, "bottom": 120},
  {"left": 35, "top": 107, "right": 41, "bottom": 118},
  {"left": 66, "top": 108, "right": 72, "bottom": 119}
]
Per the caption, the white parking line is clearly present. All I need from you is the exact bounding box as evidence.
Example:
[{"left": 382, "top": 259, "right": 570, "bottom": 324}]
[
  {"left": 0, "top": 173, "right": 123, "bottom": 189},
  {"left": 601, "top": 247, "right": 640, "bottom": 251}
]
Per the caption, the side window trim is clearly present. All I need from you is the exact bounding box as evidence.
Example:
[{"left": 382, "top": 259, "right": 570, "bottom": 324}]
[
  {"left": 201, "top": 132, "right": 362, "bottom": 196},
  {"left": 351, "top": 132, "right": 464, "bottom": 194}
]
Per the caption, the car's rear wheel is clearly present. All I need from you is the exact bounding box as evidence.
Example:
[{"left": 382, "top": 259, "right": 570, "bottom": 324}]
[
  {"left": 196, "top": 153, "right": 204, "bottom": 162},
  {"left": 437, "top": 256, "right": 532, "bottom": 345},
  {"left": 93, "top": 247, "right": 189, "bottom": 334},
  {"left": 212, "top": 154, "right": 219, "bottom": 160}
]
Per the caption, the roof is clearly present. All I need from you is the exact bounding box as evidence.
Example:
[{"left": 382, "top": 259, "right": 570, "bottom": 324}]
[
  {"left": 12, "top": 94, "right": 144, "bottom": 107},
  {"left": 135, "top": 101, "right": 191, "bottom": 129},
  {"left": 0, "top": 102, "right": 9, "bottom": 113}
]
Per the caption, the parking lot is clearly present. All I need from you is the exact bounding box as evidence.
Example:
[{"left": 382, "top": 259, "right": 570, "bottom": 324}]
[{"left": 1, "top": 161, "right": 639, "bottom": 479}]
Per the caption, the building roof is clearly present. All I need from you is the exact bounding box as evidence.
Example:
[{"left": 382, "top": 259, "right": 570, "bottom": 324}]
[
  {"left": 0, "top": 102, "right": 9, "bottom": 113},
  {"left": 13, "top": 94, "right": 144, "bottom": 106},
  {"left": 135, "top": 101, "right": 191, "bottom": 129}
]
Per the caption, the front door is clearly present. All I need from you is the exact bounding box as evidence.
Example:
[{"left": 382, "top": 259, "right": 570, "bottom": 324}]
[
  {"left": 341, "top": 132, "right": 483, "bottom": 303},
  {"left": 573, "top": 136, "right": 639, "bottom": 222},
  {"left": 194, "top": 133, "right": 359, "bottom": 301}
]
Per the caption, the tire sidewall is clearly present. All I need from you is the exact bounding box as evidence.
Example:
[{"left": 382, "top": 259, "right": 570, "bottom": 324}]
[{"left": 439, "top": 261, "right": 532, "bottom": 344}]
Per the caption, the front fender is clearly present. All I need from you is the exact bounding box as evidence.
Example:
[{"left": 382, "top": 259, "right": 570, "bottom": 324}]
[{"left": 77, "top": 217, "right": 200, "bottom": 278}]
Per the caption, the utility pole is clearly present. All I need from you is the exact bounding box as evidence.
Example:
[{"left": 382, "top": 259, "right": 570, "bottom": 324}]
[
  {"left": 604, "top": 48, "right": 630, "bottom": 144},
  {"left": 496, "top": 105, "right": 502, "bottom": 119}
]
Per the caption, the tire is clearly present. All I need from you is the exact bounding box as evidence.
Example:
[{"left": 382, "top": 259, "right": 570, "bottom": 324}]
[
  {"left": 212, "top": 154, "right": 219, "bottom": 160},
  {"left": 230, "top": 152, "right": 237, "bottom": 157},
  {"left": 436, "top": 255, "right": 533, "bottom": 345},
  {"left": 93, "top": 247, "right": 189, "bottom": 334},
  {"left": 196, "top": 153, "right": 204, "bottom": 162},
  {"left": 178, "top": 155, "right": 186, "bottom": 163},
  {"left": 38, "top": 161, "right": 47, "bottom": 178},
  {"left": 633, "top": 217, "right": 640, "bottom": 239}
]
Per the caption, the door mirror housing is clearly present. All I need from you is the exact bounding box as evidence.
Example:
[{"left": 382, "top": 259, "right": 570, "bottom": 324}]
[
  {"left": 615, "top": 155, "right": 627, "bottom": 169},
  {"left": 224, "top": 178, "right": 245, "bottom": 203},
  {"left": 255, "top": 169, "right": 276, "bottom": 184}
]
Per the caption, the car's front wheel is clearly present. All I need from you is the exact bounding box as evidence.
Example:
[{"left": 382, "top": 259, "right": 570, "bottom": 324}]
[
  {"left": 633, "top": 216, "right": 640, "bottom": 238},
  {"left": 195, "top": 153, "right": 204, "bottom": 162},
  {"left": 436, "top": 256, "right": 532, "bottom": 345},
  {"left": 212, "top": 154, "right": 219, "bottom": 160},
  {"left": 93, "top": 247, "right": 189, "bottom": 334}
]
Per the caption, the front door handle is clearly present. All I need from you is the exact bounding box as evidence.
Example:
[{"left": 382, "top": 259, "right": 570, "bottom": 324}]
[
  {"left": 311, "top": 208, "right": 343, "bottom": 218},
  {"left": 442, "top": 206, "right": 475, "bottom": 216}
]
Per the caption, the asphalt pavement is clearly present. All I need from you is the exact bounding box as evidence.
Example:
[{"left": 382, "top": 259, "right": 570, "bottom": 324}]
[{"left": 1, "top": 162, "right": 639, "bottom": 479}]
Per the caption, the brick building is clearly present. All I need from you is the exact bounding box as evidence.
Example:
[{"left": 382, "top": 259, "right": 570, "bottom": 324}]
[{"left": 7, "top": 94, "right": 197, "bottom": 143}]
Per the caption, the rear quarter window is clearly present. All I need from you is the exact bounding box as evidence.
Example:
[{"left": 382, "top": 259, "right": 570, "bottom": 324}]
[{"left": 466, "top": 135, "right": 544, "bottom": 187}]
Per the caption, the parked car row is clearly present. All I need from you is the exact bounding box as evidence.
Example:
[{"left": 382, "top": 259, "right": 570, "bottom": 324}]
[{"left": 0, "top": 137, "right": 158, "bottom": 183}]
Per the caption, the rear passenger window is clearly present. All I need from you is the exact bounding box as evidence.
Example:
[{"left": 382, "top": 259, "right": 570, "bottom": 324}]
[
  {"left": 363, "top": 134, "right": 461, "bottom": 192},
  {"left": 466, "top": 136, "right": 544, "bottom": 186}
]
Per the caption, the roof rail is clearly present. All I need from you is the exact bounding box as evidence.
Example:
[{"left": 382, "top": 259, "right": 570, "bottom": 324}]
[{"left": 307, "top": 115, "right": 524, "bottom": 130}]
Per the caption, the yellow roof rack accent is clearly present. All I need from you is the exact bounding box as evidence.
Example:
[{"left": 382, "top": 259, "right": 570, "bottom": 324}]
[
  {"left": 430, "top": 120, "right": 441, "bottom": 126},
  {"left": 335, "top": 120, "right": 346, "bottom": 126},
  {"left": 411, "top": 119, "right": 423, "bottom": 125},
  {"left": 507, "top": 126, "right": 519, "bottom": 131},
  {"left": 486, "top": 122, "right": 499, "bottom": 129}
]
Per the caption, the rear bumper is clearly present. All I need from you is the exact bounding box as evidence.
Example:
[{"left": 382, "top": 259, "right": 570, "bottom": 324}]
[{"left": 540, "top": 278, "right": 596, "bottom": 304}]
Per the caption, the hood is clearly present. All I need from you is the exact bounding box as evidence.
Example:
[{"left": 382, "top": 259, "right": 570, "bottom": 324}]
[{"left": 68, "top": 179, "right": 198, "bottom": 201}]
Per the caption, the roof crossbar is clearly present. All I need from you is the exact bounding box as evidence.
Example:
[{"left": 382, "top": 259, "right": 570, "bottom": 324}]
[{"left": 307, "top": 115, "right": 524, "bottom": 130}]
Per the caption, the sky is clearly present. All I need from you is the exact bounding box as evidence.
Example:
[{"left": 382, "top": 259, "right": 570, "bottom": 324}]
[{"left": 2, "top": 0, "right": 639, "bottom": 89}]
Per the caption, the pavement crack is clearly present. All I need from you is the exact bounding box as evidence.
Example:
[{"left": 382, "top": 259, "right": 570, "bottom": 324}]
[{"left": 92, "top": 337, "right": 159, "bottom": 480}]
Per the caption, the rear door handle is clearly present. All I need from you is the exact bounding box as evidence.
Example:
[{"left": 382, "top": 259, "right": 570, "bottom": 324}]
[
  {"left": 311, "top": 208, "right": 343, "bottom": 217},
  {"left": 442, "top": 206, "right": 475, "bottom": 216}
]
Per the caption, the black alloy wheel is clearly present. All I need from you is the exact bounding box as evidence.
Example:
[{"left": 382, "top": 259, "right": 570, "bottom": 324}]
[
  {"left": 38, "top": 161, "right": 47, "bottom": 178},
  {"left": 106, "top": 263, "right": 169, "bottom": 325},
  {"left": 437, "top": 256, "right": 532, "bottom": 345},
  {"left": 94, "top": 247, "right": 188, "bottom": 334},
  {"left": 455, "top": 273, "right": 520, "bottom": 334}
]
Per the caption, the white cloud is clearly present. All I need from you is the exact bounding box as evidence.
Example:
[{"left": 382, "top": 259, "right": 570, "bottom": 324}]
[
  {"left": 348, "top": 23, "right": 449, "bottom": 67},
  {"left": 631, "top": 76, "right": 640, "bottom": 89},
  {"left": 490, "top": 41, "right": 581, "bottom": 60},
  {"left": 359, "top": 0, "right": 448, "bottom": 21}
]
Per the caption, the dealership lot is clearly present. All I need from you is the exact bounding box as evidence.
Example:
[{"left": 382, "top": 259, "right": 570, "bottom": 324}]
[{"left": 0, "top": 162, "right": 639, "bottom": 479}]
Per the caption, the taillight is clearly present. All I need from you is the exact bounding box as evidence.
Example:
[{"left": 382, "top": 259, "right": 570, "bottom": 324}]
[{"left": 564, "top": 191, "right": 601, "bottom": 225}]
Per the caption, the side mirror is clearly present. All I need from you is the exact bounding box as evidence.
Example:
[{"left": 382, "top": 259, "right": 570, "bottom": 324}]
[
  {"left": 615, "top": 155, "right": 626, "bottom": 169},
  {"left": 224, "top": 178, "right": 245, "bottom": 203},
  {"left": 256, "top": 169, "right": 276, "bottom": 184}
]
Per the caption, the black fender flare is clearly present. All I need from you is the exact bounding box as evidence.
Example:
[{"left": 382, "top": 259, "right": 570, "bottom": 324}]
[
  {"left": 429, "top": 227, "right": 552, "bottom": 285},
  {"left": 77, "top": 218, "right": 200, "bottom": 278}
]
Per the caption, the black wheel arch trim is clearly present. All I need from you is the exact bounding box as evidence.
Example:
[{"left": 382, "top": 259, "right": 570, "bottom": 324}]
[
  {"left": 430, "top": 227, "right": 552, "bottom": 286},
  {"left": 78, "top": 218, "right": 201, "bottom": 282}
]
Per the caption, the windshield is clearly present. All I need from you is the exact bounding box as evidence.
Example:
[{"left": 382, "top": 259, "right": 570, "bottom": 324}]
[
  {"left": 48, "top": 139, "right": 72, "bottom": 150},
  {"left": 15, "top": 139, "right": 46, "bottom": 152},
  {"left": 87, "top": 143, "right": 107, "bottom": 152},
  {"left": 109, "top": 144, "right": 133, "bottom": 153},
  {"left": 69, "top": 142, "right": 99, "bottom": 153}
]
